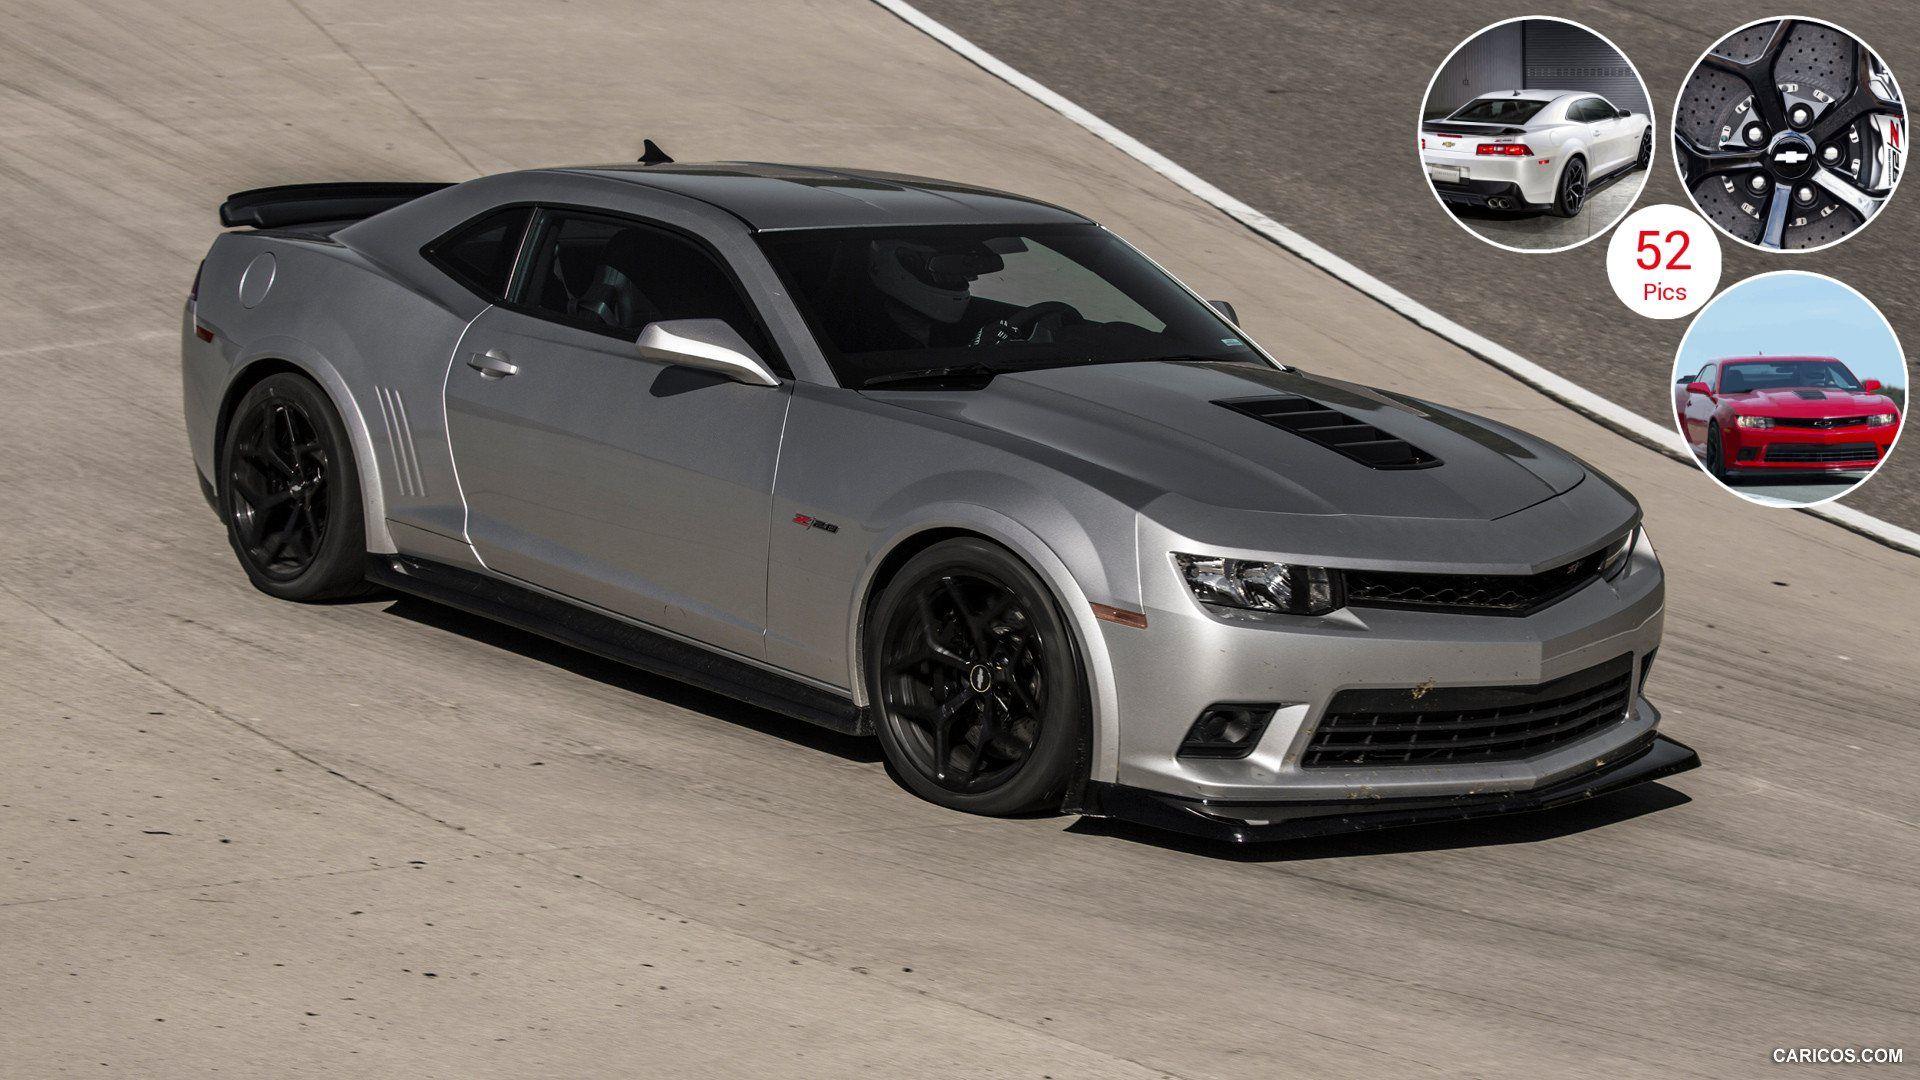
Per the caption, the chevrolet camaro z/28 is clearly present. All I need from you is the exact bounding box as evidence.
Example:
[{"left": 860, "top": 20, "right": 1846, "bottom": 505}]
[{"left": 182, "top": 159, "right": 1697, "bottom": 842}]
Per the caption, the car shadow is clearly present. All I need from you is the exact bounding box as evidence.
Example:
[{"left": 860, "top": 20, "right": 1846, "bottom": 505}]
[
  {"left": 377, "top": 593, "right": 882, "bottom": 765},
  {"left": 1064, "top": 782, "right": 1692, "bottom": 862}
]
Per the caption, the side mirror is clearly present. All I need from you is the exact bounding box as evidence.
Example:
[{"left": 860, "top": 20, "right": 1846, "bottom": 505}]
[
  {"left": 1686, "top": 381, "right": 1712, "bottom": 396},
  {"left": 1208, "top": 299, "right": 1239, "bottom": 324},
  {"left": 635, "top": 318, "right": 779, "bottom": 387},
  {"left": 1863, "top": 378, "right": 1883, "bottom": 394}
]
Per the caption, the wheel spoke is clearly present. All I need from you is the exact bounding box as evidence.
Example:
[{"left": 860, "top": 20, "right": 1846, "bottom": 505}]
[
  {"left": 1675, "top": 133, "right": 1766, "bottom": 182},
  {"left": 940, "top": 576, "right": 990, "bottom": 653},
  {"left": 1760, "top": 184, "right": 1792, "bottom": 247}
]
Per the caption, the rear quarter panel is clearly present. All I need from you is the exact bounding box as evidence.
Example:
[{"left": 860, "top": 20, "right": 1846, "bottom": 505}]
[{"left": 186, "top": 227, "right": 485, "bottom": 552}]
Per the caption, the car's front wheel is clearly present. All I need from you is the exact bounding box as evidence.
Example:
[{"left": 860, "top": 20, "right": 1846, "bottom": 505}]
[
  {"left": 218, "top": 372, "right": 369, "bottom": 601},
  {"left": 1636, "top": 129, "right": 1652, "bottom": 170},
  {"left": 1705, "top": 421, "right": 1729, "bottom": 481},
  {"left": 866, "top": 538, "right": 1085, "bottom": 816},
  {"left": 1550, "top": 157, "right": 1587, "bottom": 217}
]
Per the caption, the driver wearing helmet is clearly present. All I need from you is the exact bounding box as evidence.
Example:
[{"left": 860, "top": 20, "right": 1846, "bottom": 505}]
[{"left": 861, "top": 239, "right": 1002, "bottom": 349}]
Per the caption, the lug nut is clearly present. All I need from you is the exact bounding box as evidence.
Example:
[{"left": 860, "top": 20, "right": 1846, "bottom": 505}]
[
  {"left": 1747, "top": 174, "right": 1770, "bottom": 194},
  {"left": 1822, "top": 144, "right": 1842, "bottom": 163},
  {"left": 1744, "top": 122, "right": 1767, "bottom": 146},
  {"left": 1789, "top": 104, "right": 1812, "bottom": 128},
  {"left": 1795, "top": 185, "right": 1816, "bottom": 205}
]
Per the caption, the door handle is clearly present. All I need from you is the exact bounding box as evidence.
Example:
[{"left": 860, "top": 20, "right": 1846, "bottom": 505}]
[{"left": 467, "top": 349, "right": 518, "bottom": 378}]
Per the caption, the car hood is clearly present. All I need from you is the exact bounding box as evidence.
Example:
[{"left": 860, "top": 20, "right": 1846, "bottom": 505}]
[
  {"left": 1727, "top": 388, "right": 1898, "bottom": 416},
  {"left": 866, "top": 360, "right": 1588, "bottom": 521}
]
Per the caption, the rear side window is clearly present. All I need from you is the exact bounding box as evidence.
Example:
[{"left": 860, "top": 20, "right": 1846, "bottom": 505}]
[
  {"left": 516, "top": 211, "right": 773, "bottom": 361},
  {"left": 1570, "top": 98, "right": 1610, "bottom": 122},
  {"left": 426, "top": 206, "right": 532, "bottom": 299}
]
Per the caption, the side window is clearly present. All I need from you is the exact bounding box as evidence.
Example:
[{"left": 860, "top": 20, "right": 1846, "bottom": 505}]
[
  {"left": 425, "top": 206, "right": 532, "bottom": 299},
  {"left": 519, "top": 212, "right": 774, "bottom": 361},
  {"left": 1698, "top": 364, "right": 1717, "bottom": 387}
]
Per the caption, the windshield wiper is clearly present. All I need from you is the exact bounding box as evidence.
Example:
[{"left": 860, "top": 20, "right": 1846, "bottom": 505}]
[{"left": 859, "top": 363, "right": 1002, "bottom": 390}]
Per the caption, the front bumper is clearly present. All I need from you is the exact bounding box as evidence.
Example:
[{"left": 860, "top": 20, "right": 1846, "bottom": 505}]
[
  {"left": 1083, "top": 731, "right": 1698, "bottom": 843},
  {"left": 1720, "top": 421, "right": 1896, "bottom": 475}
]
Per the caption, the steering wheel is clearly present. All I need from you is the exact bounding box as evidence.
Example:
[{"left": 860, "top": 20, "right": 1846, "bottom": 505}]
[{"left": 973, "top": 301, "right": 1085, "bottom": 347}]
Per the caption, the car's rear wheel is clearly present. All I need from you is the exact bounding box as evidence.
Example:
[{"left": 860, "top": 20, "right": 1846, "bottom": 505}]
[
  {"left": 218, "top": 373, "right": 369, "bottom": 601},
  {"left": 1550, "top": 157, "right": 1587, "bottom": 217},
  {"left": 1705, "top": 421, "right": 1729, "bottom": 481},
  {"left": 866, "top": 538, "right": 1085, "bottom": 816}
]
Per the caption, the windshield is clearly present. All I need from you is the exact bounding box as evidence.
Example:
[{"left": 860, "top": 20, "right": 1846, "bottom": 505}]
[
  {"left": 1445, "top": 98, "right": 1547, "bottom": 125},
  {"left": 1719, "top": 360, "right": 1863, "bottom": 392},
  {"left": 756, "top": 223, "right": 1261, "bottom": 388}
]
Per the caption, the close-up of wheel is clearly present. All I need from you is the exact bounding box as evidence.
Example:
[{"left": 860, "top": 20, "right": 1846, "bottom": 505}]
[
  {"left": 217, "top": 372, "right": 368, "bottom": 601},
  {"left": 1550, "top": 157, "right": 1587, "bottom": 217},
  {"left": 866, "top": 538, "right": 1085, "bottom": 816},
  {"left": 1673, "top": 18, "right": 1905, "bottom": 251}
]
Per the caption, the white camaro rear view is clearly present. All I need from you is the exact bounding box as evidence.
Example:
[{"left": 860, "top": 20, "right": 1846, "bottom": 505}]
[{"left": 1421, "top": 90, "right": 1652, "bottom": 217}]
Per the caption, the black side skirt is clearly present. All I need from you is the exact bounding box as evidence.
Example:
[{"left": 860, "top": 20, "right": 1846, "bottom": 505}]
[
  {"left": 1080, "top": 732, "right": 1699, "bottom": 843},
  {"left": 367, "top": 555, "right": 868, "bottom": 736}
]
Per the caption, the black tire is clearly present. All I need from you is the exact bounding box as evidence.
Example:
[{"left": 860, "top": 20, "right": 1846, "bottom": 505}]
[
  {"left": 1549, "top": 157, "right": 1587, "bottom": 217},
  {"left": 1636, "top": 129, "right": 1652, "bottom": 170},
  {"left": 217, "top": 372, "right": 370, "bottom": 601},
  {"left": 865, "top": 538, "right": 1086, "bottom": 816},
  {"left": 1705, "top": 422, "right": 1729, "bottom": 482}
]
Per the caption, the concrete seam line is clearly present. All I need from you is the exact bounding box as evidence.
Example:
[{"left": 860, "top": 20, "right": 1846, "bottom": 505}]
[{"left": 868, "top": 0, "right": 1920, "bottom": 559}]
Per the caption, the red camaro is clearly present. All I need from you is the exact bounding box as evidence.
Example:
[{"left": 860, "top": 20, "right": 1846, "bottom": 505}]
[{"left": 1673, "top": 356, "right": 1901, "bottom": 481}]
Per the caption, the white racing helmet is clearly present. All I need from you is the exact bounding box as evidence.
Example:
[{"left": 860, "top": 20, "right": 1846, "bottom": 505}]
[{"left": 868, "top": 240, "right": 1000, "bottom": 324}]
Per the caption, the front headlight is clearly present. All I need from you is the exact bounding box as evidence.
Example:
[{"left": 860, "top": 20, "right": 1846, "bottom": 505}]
[
  {"left": 1869, "top": 413, "right": 1895, "bottom": 427},
  {"left": 1734, "top": 414, "right": 1773, "bottom": 429},
  {"left": 1596, "top": 527, "right": 1638, "bottom": 581},
  {"left": 1173, "top": 553, "right": 1342, "bottom": 616}
]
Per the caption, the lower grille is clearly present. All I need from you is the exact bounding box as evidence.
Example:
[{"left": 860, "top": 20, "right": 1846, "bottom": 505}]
[
  {"left": 1303, "top": 654, "right": 1634, "bottom": 768},
  {"left": 1764, "top": 442, "right": 1878, "bottom": 463}
]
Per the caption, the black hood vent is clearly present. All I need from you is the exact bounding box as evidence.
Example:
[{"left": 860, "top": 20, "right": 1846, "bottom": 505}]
[
  {"left": 1216, "top": 395, "right": 1441, "bottom": 470},
  {"left": 1794, "top": 390, "right": 1830, "bottom": 400}
]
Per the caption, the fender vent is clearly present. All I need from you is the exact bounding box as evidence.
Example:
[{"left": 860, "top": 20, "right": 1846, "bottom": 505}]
[{"left": 1216, "top": 395, "right": 1441, "bottom": 470}]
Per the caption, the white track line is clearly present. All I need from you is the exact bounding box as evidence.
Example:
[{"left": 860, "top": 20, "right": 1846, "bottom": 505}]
[{"left": 870, "top": 0, "right": 1920, "bottom": 558}]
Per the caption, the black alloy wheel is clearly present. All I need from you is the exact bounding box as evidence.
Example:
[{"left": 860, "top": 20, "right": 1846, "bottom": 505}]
[
  {"left": 219, "top": 373, "right": 369, "bottom": 600},
  {"left": 1637, "top": 129, "right": 1653, "bottom": 169},
  {"left": 1673, "top": 19, "right": 1904, "bottom": 248},
  {"left": 1706, "top": 422, "right": 1729, "bottom": 481},
  {"left": 868, "top": 538, "right": 1084, "bottom": 815},
  {"left": 1552, "top": 158, "right": 1587, "bottom": 217}
]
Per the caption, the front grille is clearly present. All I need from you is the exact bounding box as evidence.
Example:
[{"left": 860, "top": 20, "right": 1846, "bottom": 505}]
[
  {"left": 1344, "top": 545, "right": 1613, "bottom": 616},
  {"left": 1216, "top": 395, "right": 1441, "bottom": 470},
  {"left": 1764, "top": 442, "right": 1879, "bottom": 463},
  {"left": 1303, "top": 654, "right": 1634, "bottom": 768},
  {"left": 1772, "top": 415, "right": 1870, "bottom": 429}
]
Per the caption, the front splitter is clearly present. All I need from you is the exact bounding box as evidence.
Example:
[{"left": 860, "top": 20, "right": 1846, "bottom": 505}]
[{"left": 1080, "top": 733, "right": 1700, "bottom": 844}]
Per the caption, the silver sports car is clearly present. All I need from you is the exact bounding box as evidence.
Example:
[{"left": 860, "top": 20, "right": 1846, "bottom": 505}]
[{"left": 182, "top": 155, "right": 1697, "bottom": 842}]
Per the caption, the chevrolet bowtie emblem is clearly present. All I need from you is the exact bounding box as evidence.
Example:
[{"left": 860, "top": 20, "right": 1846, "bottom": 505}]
[
  {"left": 1775, "top": 148, "right": 1809, "bottom": 165},
  {"left": 1441, "top": 141, "right": 1455, "bottom": 148}
]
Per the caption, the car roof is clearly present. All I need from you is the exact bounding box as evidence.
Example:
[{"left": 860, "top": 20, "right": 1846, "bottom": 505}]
[
  {"left": 1717, "top": 355, "right": 1843, "bottom": 364},
  {"left": 1468, "top": 89, "right": 1578, "bottom": 104},
  {"left": 553, "top": 162, "right": 1091, "bottom": 231}
]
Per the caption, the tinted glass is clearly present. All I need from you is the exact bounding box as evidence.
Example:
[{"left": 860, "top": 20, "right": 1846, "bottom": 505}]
[
  {"left": 757, "top": 223, "right": 1256, "bottom": 388},
  {"left": 519, "top": 212, "right": 771, "bottom": 358},
  {"left": 1446, "top": 98, "right": 1547, "bottom": 125},
  {"left": 1718, "top": 360, "right": 1864, "bottom": 392},
  {"left": 428, "top": 206, "right": 531, "bottom": 298}
]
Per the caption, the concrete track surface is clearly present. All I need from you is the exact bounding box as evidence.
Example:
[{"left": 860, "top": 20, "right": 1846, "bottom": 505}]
[
  {"left": 914, "top": 0, "right": 1920, "bottom": 529},
  {"left": 1, "top": 1, "right": 1915, "bottom": 1077}
]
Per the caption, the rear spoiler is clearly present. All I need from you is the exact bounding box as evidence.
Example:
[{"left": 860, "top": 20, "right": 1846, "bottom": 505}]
[
  {"left": 219, "top": 182, "right": 453, "bottom": 229},
  {"left": 1419, "top": 120, "right": 1529, "bottom": 136}
]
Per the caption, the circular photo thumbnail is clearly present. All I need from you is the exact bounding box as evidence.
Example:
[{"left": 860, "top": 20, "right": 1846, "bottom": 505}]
[
  {"left": 1418, "top": 17, "right": 1655, "bottom": 252},
  {"left": 1672, "top": 18, "right": 1904, "bottom": 252},
  {"left": 1672, "top": 272, "right": 1906, "bottom": 508}
]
